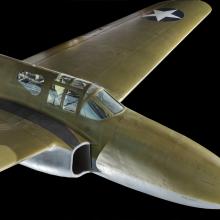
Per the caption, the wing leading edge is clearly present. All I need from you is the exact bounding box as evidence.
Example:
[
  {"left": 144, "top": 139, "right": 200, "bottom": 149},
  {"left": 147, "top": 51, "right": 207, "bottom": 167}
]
[
  {"left": 25, "top": 0, "right": 211, "bottom": 101},
  {"left": 0, "top": 101, "right": 71, "bottom": 172}
]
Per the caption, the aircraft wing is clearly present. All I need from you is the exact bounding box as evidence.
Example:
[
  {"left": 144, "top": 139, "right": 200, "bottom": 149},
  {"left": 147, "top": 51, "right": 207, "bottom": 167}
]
[
  {"left": 0, "top": 100, "right": 71, "bottom": 172},
  {"left": 25, "top": 0, "right": 211, "bottom": 101}
]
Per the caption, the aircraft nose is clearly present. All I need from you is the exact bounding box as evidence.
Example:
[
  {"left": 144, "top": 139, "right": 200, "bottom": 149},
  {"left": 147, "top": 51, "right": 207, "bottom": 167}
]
[{"left": 96, "top": 109, "right": 220, "bottom": 208}]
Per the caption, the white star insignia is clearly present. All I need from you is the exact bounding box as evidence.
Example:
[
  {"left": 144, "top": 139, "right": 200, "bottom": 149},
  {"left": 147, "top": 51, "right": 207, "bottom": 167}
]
[{"left": 143, "top": 9, "right": 181, "bottom": 22}]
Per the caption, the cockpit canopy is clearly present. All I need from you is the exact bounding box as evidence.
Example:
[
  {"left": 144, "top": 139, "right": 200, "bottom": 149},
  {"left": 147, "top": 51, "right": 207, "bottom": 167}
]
[{"left": 47, "top": 73, "right": 124, "bottom": 120}]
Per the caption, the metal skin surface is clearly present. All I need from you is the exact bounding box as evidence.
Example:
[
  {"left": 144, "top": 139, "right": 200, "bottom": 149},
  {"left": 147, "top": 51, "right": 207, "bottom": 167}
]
[
  {"left": 0, "top": 55, "right": 119, "bottom": 171},
  {"left": 0, "top": 102, "right": 71, "bottom": 171},
  {"left": 96, "top": 109, "right": 220, "bottom": 209},
  {"left": 21, "top": 142, "right": 91, "bottom": 177},
  {"left": 0, "top": 0, "right": 218, "bottom": 209},
  {"left": 25, "top": 0, "right": 212, "bottom": 102}
]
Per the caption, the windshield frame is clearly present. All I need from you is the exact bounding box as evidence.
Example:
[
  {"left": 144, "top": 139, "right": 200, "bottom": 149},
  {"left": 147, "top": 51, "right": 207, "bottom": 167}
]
[
  {"left": 79, "top": 87, "right": 125, "bottom": 121},
  {"left": 47, "top": 72, "right": 125, "bottom": 121}
]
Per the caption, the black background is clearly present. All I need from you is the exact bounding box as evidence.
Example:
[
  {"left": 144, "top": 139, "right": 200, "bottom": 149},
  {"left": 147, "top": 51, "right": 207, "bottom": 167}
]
[{"left": 0, "top": 0, "right": 219, "bottom": 218}]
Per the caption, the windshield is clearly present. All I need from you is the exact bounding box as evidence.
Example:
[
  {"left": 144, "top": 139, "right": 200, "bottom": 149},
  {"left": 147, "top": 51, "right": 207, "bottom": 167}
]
[
  {"left": 80, "top": 90, "right": 124, "bottom": 120},
  {"left": 95, "top": 90, "right": 124, "bottom": 114},
  {"left": 80, "top": 100, "right": 110, "bottom": 120}
]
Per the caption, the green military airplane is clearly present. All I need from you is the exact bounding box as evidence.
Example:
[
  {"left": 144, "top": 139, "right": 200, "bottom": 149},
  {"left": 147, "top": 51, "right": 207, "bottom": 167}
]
[{"left": 0, "top": 0, "right": 218, "bottom": 209}]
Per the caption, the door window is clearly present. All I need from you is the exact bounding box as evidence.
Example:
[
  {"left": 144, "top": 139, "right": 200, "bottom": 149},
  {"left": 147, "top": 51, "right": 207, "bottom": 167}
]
[
  {"left": 63, "top": 90, "right": 79, "bottom": 113},
  {"left": 47, "top": 85, "right": 65, "bottom": 107}
]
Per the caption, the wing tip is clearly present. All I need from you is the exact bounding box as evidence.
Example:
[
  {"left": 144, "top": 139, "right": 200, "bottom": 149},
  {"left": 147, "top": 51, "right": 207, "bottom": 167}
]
[{"left": 200, "top": 1, "right": 212, "bottom": 13}]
